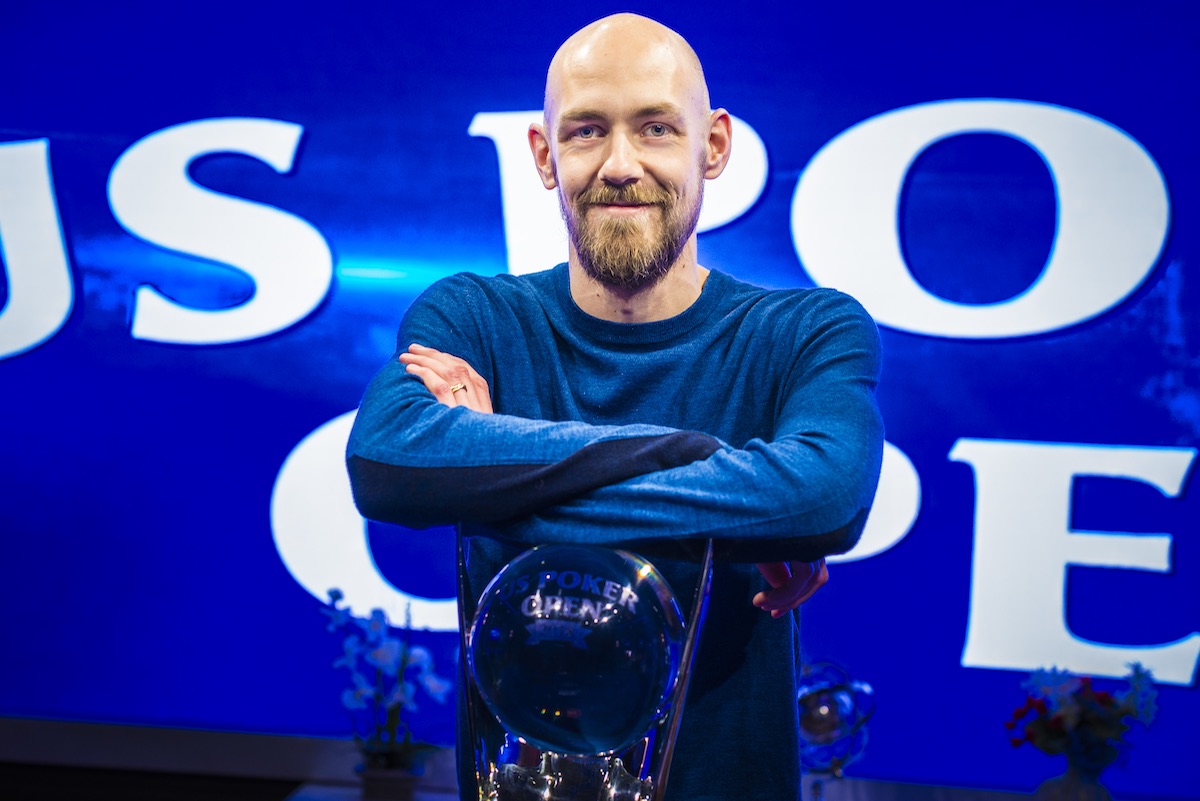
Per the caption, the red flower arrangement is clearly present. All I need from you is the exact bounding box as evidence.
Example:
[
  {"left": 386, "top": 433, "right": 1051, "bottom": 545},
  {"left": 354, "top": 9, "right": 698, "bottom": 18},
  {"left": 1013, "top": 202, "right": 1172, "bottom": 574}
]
[{"left": 1006, "top": 663, "right": 1157, "bottom": 774}]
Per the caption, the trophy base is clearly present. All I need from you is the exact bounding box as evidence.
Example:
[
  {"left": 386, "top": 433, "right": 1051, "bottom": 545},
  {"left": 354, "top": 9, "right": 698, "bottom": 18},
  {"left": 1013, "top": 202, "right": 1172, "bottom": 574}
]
[{"left": 488, "top": 752, "right": 652, "bottom": 801}]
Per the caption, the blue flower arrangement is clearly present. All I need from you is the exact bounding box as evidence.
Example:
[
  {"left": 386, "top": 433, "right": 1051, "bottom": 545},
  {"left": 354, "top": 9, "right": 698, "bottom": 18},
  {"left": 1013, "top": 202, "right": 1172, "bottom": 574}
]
[{"left": 322, "top": 589, "right": 452, "bottom": 771}]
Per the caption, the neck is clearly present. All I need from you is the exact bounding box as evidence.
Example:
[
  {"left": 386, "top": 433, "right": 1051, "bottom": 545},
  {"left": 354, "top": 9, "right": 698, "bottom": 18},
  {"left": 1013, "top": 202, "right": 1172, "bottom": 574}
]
[{"left": 567, "top": 241, "right": 709, "bottom": 323}]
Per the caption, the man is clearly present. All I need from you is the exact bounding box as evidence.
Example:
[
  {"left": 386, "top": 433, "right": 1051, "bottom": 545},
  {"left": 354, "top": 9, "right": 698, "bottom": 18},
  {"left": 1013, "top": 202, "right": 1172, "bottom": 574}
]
[{"left": 347, "top": 13, "right": 883, "bottom": 801}]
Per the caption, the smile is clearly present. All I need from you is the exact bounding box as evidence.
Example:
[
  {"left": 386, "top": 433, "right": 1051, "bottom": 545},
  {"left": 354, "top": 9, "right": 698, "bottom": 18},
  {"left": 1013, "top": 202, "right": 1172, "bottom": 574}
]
[{"left": 590, "top": 203, "right": 655, "bottom": 216}]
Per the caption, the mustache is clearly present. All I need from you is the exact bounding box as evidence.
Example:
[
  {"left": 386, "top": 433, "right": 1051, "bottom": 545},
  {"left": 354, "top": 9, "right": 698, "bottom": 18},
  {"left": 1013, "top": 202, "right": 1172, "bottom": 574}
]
[{"left": 576, "top": 184, "right": 671, "bottom": 207}]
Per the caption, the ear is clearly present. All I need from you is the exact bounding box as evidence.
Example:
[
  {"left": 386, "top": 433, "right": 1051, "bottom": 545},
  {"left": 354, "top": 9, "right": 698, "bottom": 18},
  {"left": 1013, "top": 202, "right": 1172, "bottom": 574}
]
[
  {"left": 528, "top": 122, "right": 557, "bottom": 189},
  {"left": 703, "top": 109, "right": 733, "bottom": 180}
]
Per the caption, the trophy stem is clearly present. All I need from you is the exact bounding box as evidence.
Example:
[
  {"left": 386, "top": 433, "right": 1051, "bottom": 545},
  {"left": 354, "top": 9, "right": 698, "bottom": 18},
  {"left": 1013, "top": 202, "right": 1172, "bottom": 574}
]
[
  {"left": 650, "top": 538, "right": 714, "bottom": 801},
  {"left": 456, "top": 528, "right": 489, "bottom": 798}
]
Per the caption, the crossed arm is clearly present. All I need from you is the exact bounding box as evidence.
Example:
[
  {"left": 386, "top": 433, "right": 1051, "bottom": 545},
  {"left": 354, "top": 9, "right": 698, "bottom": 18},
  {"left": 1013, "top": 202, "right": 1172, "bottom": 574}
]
[{"left": 399, "top": 343, "right": 829, "bottom": 616}]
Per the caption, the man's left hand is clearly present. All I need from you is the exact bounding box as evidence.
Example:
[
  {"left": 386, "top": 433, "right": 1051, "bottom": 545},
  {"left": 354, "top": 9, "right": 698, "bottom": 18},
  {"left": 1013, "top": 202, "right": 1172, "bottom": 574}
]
[
  {"left": 752, "top": 559, "right": 828, "bottom": 618},
  {"left": 399, "top": 343, "right": 494, "bottom": 413}
]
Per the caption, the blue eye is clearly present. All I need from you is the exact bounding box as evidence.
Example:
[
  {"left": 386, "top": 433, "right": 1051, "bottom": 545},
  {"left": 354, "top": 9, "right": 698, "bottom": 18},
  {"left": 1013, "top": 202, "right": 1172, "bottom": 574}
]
[
  {"left": 646, "top": 124, "right": 669, "bottom": 137},
  {"left": 575, "top": 126, "right": 597, "bottom": 139}
]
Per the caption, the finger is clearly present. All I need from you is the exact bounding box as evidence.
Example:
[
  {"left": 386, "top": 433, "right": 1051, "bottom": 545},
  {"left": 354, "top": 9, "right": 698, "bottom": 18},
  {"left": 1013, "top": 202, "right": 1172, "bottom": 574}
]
[
  {"left": 400, "top": 347, "right": 493, "bottom": 413},
  {"left": 398, "top": 352, "right": 453, "bottom": 375},
  {"left": 755, "top": 561, "right": 792, "bottom": 589},
  {"left": 426, "top": 352, "right": 492, "bottom": 413},
  {"left": 400, "top": 345, "right": 465, "bottom": 383},
  {"left": 787, "top": 559, "right": 828, "bottom": 605},
  {"left": 447, "top": 380, "right": 478, "bottom": 410},
  {"left": 753, "top": 585, "right": 807, "bottom": 618},
  {"left": 400, "top": 352, "right": 471, "bottom": 391},
  {"left": 402, "top": 361, "right": 461, "bottom": 407},
  {"left": 753, "top": 559, "right": 829, "bottom": 617},
  {"left": 404, "top": 362, "right": 479, "bottom": 410},
  {"left": 406, "top": 343, "right": 463, "bottom": 373},
  {"left": 755, "top": 561, "right": 807, "bottom": 606},
  {"left": 435, "top": 363, "right": 490, "bottom": 413}
]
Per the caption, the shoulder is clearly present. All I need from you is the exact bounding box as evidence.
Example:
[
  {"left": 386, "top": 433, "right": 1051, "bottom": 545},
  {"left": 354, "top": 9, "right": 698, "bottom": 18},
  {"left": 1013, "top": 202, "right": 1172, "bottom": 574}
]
[
  {"left": 705, "top": 273, "right": 880, "bottom": 384},
  {"left": 400, "top": 267, "right": 563, "bottom": 334},
  {"left": 410, "top": 266, "right": 559, "bottom": 310},
  {"left": 397, "top": 266, "right": 565, "bottom": 360},
  {"left": 709, "top": 271, "right": 877, "bottom": 334}
]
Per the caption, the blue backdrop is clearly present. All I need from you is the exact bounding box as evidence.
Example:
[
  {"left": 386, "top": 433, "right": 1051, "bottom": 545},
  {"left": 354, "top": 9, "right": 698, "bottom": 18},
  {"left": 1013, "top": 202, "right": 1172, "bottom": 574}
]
[{"left": 2, "top": 2, "right": 1197, "bottom": 798}]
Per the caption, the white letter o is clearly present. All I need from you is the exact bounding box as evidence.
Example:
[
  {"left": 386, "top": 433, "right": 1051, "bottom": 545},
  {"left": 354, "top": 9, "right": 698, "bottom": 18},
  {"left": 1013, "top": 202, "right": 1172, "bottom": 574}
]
[
  {"left": 270, "top": 410, "right": 458, "bottom": 631},
  {"left": 791, "top": 99, "right": 1170, "bottom": 338}
]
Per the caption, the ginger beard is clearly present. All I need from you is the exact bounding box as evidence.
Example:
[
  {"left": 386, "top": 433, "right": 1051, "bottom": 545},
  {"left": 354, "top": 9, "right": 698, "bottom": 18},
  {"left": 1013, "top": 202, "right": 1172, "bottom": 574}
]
[{"left": 559, "top": 165, "right": 704, "bottom": 292}]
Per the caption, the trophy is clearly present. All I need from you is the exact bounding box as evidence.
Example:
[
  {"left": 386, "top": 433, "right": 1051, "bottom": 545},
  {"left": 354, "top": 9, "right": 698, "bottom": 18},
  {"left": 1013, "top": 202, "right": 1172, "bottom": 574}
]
[
  {"left": 457, "top": 538, "right": 714, "bottom": 801},
  {"left": 795, "top": 662, "right": 875, "bottom": 801}
]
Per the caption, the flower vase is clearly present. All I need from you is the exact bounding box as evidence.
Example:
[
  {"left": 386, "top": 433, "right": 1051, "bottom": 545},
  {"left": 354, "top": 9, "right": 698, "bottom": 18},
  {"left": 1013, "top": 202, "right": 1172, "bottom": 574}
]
[
  {"left": 360, "top": 766, "right": 418, "bottom": 801},
  {"left": 1033, "top": 761, "right": 1112, "bottom": 801}
]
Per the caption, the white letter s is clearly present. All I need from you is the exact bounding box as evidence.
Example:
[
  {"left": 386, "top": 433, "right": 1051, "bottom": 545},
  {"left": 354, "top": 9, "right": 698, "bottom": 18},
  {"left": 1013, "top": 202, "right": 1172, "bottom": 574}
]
[{"left": 108, "top": 118, "right": 332, "bottom": 344}]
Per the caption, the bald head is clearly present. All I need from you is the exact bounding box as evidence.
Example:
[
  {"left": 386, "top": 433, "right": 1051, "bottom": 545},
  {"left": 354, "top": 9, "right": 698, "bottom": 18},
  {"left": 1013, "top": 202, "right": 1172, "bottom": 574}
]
[
  {"left": 544, "top": 14, "right": 711, "bottom": 124},
  {"left": 527, "top": 14, "right": 733, "bottom": 301}
]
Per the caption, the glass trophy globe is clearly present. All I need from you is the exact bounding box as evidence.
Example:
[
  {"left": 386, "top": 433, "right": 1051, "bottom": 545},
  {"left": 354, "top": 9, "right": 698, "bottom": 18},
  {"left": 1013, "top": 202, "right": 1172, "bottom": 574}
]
[
  {"left": 796, "top": 662, "right": 875, "bottom": 776},
  {"left": 467, "top": 544, "right": 685, "bottom": 756}
]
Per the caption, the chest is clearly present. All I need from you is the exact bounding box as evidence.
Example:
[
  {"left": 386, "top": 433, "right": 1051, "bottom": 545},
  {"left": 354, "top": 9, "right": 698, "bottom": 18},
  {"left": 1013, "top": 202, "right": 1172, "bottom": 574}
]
[{"left": 487, "top": 320, "right": 787, "bottom": 445}]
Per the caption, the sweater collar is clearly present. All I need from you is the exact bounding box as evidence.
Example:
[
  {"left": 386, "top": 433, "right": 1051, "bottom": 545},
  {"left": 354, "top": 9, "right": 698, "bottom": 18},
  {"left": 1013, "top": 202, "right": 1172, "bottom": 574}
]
[{"left": 552, "top": 262, "right": 727, "bottom": 346}]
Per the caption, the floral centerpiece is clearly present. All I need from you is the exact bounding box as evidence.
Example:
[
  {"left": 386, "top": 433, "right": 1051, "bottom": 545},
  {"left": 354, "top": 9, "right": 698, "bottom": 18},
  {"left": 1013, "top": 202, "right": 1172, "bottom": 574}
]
[
  {"left": 1006, "top": 662, "right": 1157, "bottom": 797},
  {"left": 322, "top": 589, "right": 453, "bottom": 774}
]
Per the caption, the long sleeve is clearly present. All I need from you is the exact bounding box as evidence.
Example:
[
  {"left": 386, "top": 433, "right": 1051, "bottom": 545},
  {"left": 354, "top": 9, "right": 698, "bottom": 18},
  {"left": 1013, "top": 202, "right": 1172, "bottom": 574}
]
[
  {"left": 346, "top": 272, "right": 725, "bottom": 528},
  {"left": 486, "top": 291, "right": 884, "bottom": 562},
  {"left": 346, "top": 267, "right": 883, "bottom": 562},
  {"left": 347, "top": 386, "right": 723, "bottom": 528}
]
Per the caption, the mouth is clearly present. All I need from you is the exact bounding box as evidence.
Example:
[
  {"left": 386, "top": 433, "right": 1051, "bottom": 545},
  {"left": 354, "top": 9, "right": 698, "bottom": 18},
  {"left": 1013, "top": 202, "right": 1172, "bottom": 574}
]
[
  {"left": 596, "top": 202, "right": 650, "bottom": 211},
  {"left": 585, "top": 201, "right": 658, "bottom": 216}
]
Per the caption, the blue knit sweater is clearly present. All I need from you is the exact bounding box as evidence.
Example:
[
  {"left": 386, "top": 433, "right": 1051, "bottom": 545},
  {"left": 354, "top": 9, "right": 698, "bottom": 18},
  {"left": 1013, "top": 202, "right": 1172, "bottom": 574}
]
[{"left": 348, "top": 263, "right": 883, "bottom": 801}]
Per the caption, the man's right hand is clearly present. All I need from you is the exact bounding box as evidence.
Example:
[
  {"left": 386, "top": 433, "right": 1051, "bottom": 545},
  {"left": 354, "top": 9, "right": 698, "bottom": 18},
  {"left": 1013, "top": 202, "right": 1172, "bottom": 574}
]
[
  {"left": 399, "top": 343, "right": 494, "bottom": 413},
  {"left": 752, "top": 559, "right": 829, "bottom": 618}
]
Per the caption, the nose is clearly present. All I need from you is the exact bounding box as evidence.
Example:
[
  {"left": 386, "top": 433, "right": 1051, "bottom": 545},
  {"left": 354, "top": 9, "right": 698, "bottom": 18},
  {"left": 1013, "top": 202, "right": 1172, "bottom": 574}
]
[{"left": 597, "top": 131, "right": 643, "bottom": 186}]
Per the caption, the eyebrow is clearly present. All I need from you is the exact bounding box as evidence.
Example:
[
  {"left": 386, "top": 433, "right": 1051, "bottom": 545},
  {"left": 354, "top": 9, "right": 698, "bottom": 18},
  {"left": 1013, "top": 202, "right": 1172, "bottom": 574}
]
[{"left": 556, "top": 104, "right": 689, "bottom": 137}]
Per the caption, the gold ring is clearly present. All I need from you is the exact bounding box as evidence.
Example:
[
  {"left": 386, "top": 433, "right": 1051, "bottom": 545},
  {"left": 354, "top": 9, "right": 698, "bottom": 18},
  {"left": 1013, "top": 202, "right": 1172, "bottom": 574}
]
[{"left": 449, "top": 383, "right": 467, "bottom": 393}]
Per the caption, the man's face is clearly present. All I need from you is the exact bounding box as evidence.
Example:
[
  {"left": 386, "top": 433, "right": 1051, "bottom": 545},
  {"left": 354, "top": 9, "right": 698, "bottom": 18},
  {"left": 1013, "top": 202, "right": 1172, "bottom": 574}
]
[{"left": 541, "top": 39, "right": 713, "bottom": 291}]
